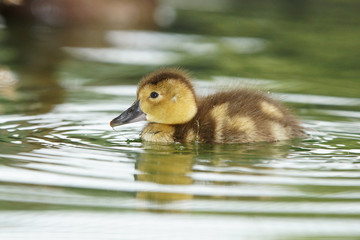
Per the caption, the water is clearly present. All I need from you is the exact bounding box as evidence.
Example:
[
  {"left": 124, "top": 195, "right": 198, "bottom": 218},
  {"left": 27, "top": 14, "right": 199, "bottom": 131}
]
[{"left": 1, "top": 1, "right": 360, "bottom": 239}]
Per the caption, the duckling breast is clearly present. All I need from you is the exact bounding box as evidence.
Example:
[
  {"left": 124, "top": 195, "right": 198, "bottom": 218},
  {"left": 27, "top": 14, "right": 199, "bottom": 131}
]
[{"left": 141, "top": 123, "right": 176, "bottom": 143}]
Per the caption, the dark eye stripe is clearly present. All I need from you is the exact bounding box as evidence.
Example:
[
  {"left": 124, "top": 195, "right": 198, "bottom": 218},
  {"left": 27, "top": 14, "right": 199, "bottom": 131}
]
[{"left": 150, "top": 92, "right": 159, "bottom": 98}]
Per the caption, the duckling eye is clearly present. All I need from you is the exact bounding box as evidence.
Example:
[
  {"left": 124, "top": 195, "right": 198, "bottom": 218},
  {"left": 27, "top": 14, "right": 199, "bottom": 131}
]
[{"left": 150, "top": 92, "right": 159, "bottom": 98}]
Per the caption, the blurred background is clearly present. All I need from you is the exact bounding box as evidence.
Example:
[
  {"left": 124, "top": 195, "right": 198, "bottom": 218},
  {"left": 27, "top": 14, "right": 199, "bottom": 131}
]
[
  {"left": 0, "top": 1, "right": 360, "bottom": 239},
  {"left": 0, "top": 0, "right": 359, "bottom": 115}
]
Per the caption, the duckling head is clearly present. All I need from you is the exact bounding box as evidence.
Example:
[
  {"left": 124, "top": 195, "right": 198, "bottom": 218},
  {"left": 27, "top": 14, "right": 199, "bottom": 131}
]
[{"left": 110, "top": 68, "right": 198, "bottom": 127}]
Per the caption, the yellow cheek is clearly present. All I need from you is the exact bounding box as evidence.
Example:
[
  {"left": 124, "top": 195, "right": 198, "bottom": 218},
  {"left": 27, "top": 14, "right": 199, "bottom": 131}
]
[
  {"left": 140, "top": 95, "right": 197, "bottom": 124},
  {"left": 140, "top": 100, "right": 166, "bottom": 121},
  {"left": 138, "top": 80, "right": 197, "bottom": 124}
]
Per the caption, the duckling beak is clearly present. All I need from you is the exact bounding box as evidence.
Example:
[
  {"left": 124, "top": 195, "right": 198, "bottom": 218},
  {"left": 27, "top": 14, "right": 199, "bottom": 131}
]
[{"left": 110, "top": 100, "right": 146, "bottom": 127}]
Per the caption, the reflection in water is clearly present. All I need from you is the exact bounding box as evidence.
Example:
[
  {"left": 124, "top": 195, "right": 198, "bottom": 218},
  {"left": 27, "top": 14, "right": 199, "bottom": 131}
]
[
  {"left": 0, "top": 13, "right": 66, "bottom": 114},
  {"left": 134, "top": 141, "right": 294, "bottom": 203},
  {"left": 136, "top": 143, "right": 194, "bottom": 203},
  {"left": 280, "top": 0, "right": 310, "bottom": 20},
  {"left": 0, "top": 0, "right": 169, "bottom": 115},
  {"left": 0, "top": 67, "right": 17, "bottom": 103},
  {"left": 0, "top": 65, "right": 65, "bottom": 115},
  {"left": 18, "top": 71, "right": 65, "bottom": 114}
]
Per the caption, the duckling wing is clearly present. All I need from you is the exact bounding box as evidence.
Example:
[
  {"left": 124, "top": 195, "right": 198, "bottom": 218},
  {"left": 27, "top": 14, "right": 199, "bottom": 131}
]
[{"left": 192, "top": 90, "right": 303, "bottom": 143}]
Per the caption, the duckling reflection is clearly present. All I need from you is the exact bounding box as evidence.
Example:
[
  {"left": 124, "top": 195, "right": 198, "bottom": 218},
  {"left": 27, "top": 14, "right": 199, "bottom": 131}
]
[
  {"left": 0, "top": 67, "right": 17, "bottom": 106},
  {"left": 196, "top": 141, "right": 295, "bottom": 164},
  {"left": 135, "top": 143, "right": 194, "bottom": 203},
  {"left": 133, "top": 141, "right": 295, "bottom": 203},
  {"left": 111, "top": 68, "right": 304, "bottom": 144}
]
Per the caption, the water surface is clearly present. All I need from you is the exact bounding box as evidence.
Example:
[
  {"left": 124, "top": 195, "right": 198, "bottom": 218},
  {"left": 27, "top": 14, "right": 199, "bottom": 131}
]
[{"left": 0, "top": 1, "right": 360, "bottom": 239}]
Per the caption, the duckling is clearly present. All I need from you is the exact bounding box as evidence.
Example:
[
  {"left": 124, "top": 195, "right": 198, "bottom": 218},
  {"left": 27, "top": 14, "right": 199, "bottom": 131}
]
[{"left": 110, "top": 68, "right": 304, "bottom": 144}]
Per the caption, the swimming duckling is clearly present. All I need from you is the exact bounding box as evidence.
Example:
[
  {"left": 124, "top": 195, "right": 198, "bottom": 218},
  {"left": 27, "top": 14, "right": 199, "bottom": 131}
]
[{"left": 110, "top": 68, "right": 304, "bottom": 144}]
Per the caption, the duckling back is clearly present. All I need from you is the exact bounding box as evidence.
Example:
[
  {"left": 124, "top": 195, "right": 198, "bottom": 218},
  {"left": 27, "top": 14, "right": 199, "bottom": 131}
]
[{"left": 172, "top": 89, "right": 304, "bottom": 143}]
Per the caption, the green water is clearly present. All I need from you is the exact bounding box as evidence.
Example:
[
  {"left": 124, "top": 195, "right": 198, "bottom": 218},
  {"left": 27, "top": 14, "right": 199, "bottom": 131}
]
[{"left": 0, "top": 0, "right": 360, "bottom": 239}]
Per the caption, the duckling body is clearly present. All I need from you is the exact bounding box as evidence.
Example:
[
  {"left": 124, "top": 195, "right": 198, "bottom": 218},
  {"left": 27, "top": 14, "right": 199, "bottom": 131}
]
[{"left": 111, "top": 69, "right": 304, "bottom": 144}]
